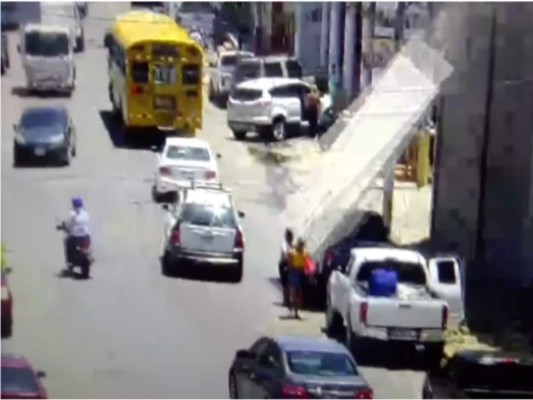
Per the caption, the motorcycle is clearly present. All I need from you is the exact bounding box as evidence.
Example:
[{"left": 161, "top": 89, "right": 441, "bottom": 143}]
[{"left": 55, "top": 220, "right": 93, "bottom": 278}]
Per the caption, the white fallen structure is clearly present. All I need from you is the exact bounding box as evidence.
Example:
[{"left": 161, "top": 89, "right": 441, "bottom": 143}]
[{"left": 280, "top": 37, "right": 454, "bottom": 257}]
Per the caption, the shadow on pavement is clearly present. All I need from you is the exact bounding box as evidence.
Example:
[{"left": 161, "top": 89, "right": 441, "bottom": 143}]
[
  {"left": 11, "top": 86, "right": 71, "bottom": 99},
  {"left": 13, "top": 159, "right": 68, "bottom": 169},
  {"left": 56, "top": 268, "right": 91, "bottom": 280},
  {"left": 161, "top": 260, "right": 241, "bottom": 285},
  {"left": 267, "top": 277, "right": 325, "bottom": 312},
  {"left": 98, "top": 110, "right": 164, "bottom": 151}
]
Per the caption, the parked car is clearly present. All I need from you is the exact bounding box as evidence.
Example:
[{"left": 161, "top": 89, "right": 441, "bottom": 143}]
[
  {"left": 209, "top": 50, "right": 253, "bottom": 104},
  {"left": 422, "top": 350, "right": 533, "bottom": 398},
  {"left": 13, "top": 107, "right": 77, "bottom": 166},
  {"left": 326, "top": 246, "right": 463, "bottom": 363},
  {"left": 152, "top": 137, "right": 220, "bottom": 202},
  {"left": 1, "top": 33, "right": 10, "bottom": 75},
  {"left": 227, "top": 77, "right": 332, "bottom": 142},
  {"left": 1, "top": 270, "right": 13, "bottom": 338},
  {"left": 1, "top": 354, "right": 47, "bottom": 399},
  {"left": 232, "top": 55, "right": 303, "bottom": 90},
  {"left": 160, "top": 182, "right": 246, "bottom": 282},
  {"left": 228, "top": 335, "right": 374, "bottom": 399}
]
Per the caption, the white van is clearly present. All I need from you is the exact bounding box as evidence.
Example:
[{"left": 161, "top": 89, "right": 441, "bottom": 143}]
[
  {"left": 41, "top": 2, "right": 84, "bottom": 52},
  {"left": 20, "top": 24, "right": 76, "bottom": 93}
]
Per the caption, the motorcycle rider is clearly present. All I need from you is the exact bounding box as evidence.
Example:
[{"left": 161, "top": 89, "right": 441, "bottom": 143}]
[{"left": 64, "top": 197, "right": 91, "bottom": 268}]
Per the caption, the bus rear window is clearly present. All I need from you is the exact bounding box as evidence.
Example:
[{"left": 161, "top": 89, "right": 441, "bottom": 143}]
[
  {"left": 182, "top": 64, "right": 200, "bottom": 85},
  {"left": 130, "top": 62, "right": 149, "bottom": 84}
]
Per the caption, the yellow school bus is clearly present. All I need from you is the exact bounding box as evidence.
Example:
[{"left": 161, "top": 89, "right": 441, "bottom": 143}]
[{"left": 107, "top": 10, "right": 204, "bottom": 136}]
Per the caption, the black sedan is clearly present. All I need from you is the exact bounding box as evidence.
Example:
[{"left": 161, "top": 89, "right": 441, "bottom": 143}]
[
  {"left": 13, "top": 107, "right": 77, "bottom": 166},
  {"left": 423, "top": 350, "right": 533, "bottom": 398},
  {"left": 229, "top": 335, "right": 373, "bottom": 399}
]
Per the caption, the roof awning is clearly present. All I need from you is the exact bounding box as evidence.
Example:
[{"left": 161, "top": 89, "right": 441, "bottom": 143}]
[{"left": 281, "top": 38, "right": 453, "bottom": 257}]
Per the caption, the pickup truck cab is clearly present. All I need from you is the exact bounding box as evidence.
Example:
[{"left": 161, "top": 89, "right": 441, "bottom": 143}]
[{"left": 326, "top": 247, "right": 463, "bottom": 360}]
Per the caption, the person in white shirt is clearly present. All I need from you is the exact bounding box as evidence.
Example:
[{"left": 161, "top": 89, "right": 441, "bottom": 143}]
[
  {"left": 279, "top": 228, "right": 294, "bottom": 308},
  {"left": 64, "top": 197, "right": 91, "bottom": 266}
]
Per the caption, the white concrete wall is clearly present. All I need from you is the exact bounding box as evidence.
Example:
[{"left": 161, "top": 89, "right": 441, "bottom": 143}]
[{"left": 294, "top": 2, "right": 323, "bottom": 72}]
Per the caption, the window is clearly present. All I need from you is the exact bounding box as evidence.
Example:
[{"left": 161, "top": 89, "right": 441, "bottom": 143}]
[
  {"left": 356, "top": 260, "right": 426, "bottom": 285},
  {"left": 182, "top": 64, "right": 200, "bottom": 85},
  {"left": 231, "top": 88, "right": 262, "bottom": 102},
  {"left": 152, "top": 44, "right": 178, "bottom": 58},
  {"left": 178, "top": 2, "right": 213, "bottom": 14},
  {"left": 181, "top": 204, "right": 237, "bottom": 228},
  {"left": 235, "top": 62, "right": 261, "bottom": 81},
  {"left": 165, "top": 146, "right": 210, "bottom": 162},
  {"left": 436, "top": 261, "right": 457, "bottom": 284},
  {"left": 286, "top": 60, "right": 303, "bottom": 78},
  {"left": 269, "top": 86, "right": 293, "bottom": 98},
  {"left": 264, "top": 62, "right": 283, "bottom": 77},
  {"left": 286, "top": 351, "right": 358, "bottom": 377},
  {"left": 25, "top": 31, "right": 69, "bottom": 57},
  {"left": 130, "top": 62, "right": 149, "bottom": 84},
  {"left": 220, "top": 55, "right": 237, "bottom": 67},
  {"left": 154, "top": 65, "right": 177, "bottom": 85},
  {"left": 1, "top": 367, "right": 40, "bottom": 394},
  {"left": 258, "top": 343, "right": 282, "bottom": 370}
]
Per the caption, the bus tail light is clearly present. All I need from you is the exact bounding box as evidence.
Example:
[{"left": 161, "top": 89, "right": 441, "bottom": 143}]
[{"left": 130, "top": 85, "right": 144, "bottom": 95}]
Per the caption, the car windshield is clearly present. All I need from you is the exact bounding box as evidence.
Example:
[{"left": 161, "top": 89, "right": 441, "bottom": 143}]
[
  {"left": 356, "top": 260, "right": 426, "bottom": 285},
  {"left": 20, "top": 109, "right": 64, "bottom": 130},
  {"left": 236, "top": 63, "right": 260, "bottom": 81},
  {"left": 287, "top": 351, "right": 358, "bottom": 377},
  {"left": 165, "top": 145, "right": 210, "bottom": 162},
  {"left": 179, "top": 2, "right": 213, "bottom": 13},
  {"left": 1, "top": 367, "right": 40, "bottom": 394},
  {"left": 220, "top": 55, "right": 237, "bottom": 67},
  {"left": 25, "top": 31, "right": 69, "bottom": 57},
  {"left": 181, "top": 204, "right": 236, "bottom": 228}
]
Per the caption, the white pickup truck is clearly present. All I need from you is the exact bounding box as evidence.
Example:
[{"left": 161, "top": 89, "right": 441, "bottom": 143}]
[
  {"left": 326, "top": 246, "right": 463, "bottom": 359},
  {"left": 208, "top": 49, "right": 253, "bottom": 103}
]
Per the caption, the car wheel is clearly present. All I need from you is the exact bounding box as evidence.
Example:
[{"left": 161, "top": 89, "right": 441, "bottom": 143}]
[
  {"left": 232, "top": 130, "right": 246, "bottom": 141},
  {"left": 152, "top": 185, "right": 161, "bottom": 203},
  {"left": 62, "top": 149, "right": 71, "bottom": 166},
  {"left": 325, "top": 301, "right": 344, "bottom": 340},
  {"left": 425, "top": 343, "right": 444, "bottom": 368},
  {"left": 161, "top": 251, "right": 172, "bottom": 276},
  {"left": 228, "top": 372, "right": 239, "bottom": 399},
  {"left": 272, "top": 118, "right": 287, "bottom": 141},
  {"left": 76, "top": 32, "right": 85, "bottom": 52},
  {"left": 1, "top": 317, "right": 13, "bottom": 338},
  {"left": 230, "top": 260, "right": 243, "bottom": 283},
  {"left": 13, "top": 147, "right": 21, "bottom": 167}
]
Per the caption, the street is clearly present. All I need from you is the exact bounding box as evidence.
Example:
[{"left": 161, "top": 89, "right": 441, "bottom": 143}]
[{"left": 1, "top": 3, "right": 424, "bottom": 398}]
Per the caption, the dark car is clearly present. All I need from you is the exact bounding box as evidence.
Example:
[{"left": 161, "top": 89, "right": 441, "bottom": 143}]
[
  {"left": 1, "top": 270, "right": 13, "bottom": 337},
  {"left": 1, "top": 33, "right": 10, "bottom": 75},
  {"left": 422, "top": 350, "right": 533, "bottom": 399},
  {"left": 229, "top": 335, "right": 374, "bottom": 399},
  {"left": 13, "top": 107, "right": 77, "bottom": 167},
  {"left": 232, "top": 56, "right": 303, "bottom": 90},
  {"left": 1, "top": 354, "right": 47, "bottom": 399}
]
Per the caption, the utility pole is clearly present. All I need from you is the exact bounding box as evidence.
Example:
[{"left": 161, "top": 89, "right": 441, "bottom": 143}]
[{"left": 362, "top": 2, "right": 376, "bottom": 88}]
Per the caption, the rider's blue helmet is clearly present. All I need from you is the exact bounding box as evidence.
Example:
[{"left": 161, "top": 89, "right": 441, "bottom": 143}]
[{"left": 72, "top": 197, "right": 83, "bottom": 209}]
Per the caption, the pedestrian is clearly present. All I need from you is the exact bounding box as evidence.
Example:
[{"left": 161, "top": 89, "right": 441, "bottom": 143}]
[
  {"left": 279, "top": 228, "right": 294, "bottom": 309},
  {"left": 288, "top": 238, "right": 308, "bottom": 319},
  {"left": 305, "top": 84, "right": 321, "bottom": 137}
]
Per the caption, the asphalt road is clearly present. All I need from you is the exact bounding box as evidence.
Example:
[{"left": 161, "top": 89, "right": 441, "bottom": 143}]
[{"left": 1, "top": 3, "right": 425, "bottom": 398}]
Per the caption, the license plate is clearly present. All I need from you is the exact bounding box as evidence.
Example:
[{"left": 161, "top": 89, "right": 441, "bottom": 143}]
[
  {"left": 34, "top": 148, "right": 46, "bottom": 156},
  {"left": 180, "top": 170, "right": 194, "bottom": 180},
  {"left": 232, "top": 123, "right": 251, "bottom": 131},
  {"left": 388, "top": 328, "right": 418, "bottom": 341}
]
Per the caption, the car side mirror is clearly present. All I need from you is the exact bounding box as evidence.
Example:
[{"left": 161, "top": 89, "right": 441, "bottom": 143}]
[
  {"left": 36, "top": 371, "right": 46, "bottom": 379},
  {"left": 13, "top": 124, "right": 17, "bottom": 132},
  {"left": 238, "top": 211, "right": 245, "bottom": 218},
  {"left": 236, "top": 349, "right": 253, "bottom": 360}
]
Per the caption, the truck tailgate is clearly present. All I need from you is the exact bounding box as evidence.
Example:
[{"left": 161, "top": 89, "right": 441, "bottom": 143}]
[{"left": 367, "top": 297, "right": 445, "bottom": 329}]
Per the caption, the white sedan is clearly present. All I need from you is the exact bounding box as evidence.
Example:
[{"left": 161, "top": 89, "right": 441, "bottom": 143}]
[{"left": 152, "top": 137, "right": 220, "bottom": 202}]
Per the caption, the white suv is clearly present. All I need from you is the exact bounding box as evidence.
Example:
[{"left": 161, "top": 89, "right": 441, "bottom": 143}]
[
  {"left": 226, "top": 77, "right": 332, "bottom": 142},
  {"left": 160, "top": 182, "right": 246, "bottom": 282}
]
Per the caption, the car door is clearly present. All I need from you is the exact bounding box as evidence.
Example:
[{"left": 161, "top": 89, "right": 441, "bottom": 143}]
[
  {"left": 235, "top": 338, "right": 269, "bottom": 399},
  {"left": 253, "top": 341, "right": 284, "bottom": 398},
  {"left": 162, "top": 203, "right": 178, "bottom": 251},
  {"left": 271, "top": 85, "right": 302, "bottom": 124},
  {"left": 329, "top": 254, "right": 354, "bottom": 317},
  {"left": 427, "top": 256, "right": 464, "bottom": 327}
]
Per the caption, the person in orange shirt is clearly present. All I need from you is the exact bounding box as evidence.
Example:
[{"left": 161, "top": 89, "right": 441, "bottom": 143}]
[{"left": 288, "top": 238, "right": 308, "bottom": 319}]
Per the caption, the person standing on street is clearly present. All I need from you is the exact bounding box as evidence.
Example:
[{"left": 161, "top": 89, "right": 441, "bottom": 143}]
[
  {"left": 288, "top": 238, "right": 308, "bottom": 319},
  {"left": 305, "top": 84, "right": 321, "bottom": 137},
  {"left": 279, "top": 228, "right": 294, "bottom": 309}
]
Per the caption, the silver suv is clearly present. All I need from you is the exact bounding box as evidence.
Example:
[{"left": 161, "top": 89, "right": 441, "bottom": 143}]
[{"left": 161, "top": 182, "right": 245, "bottom": 282}]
